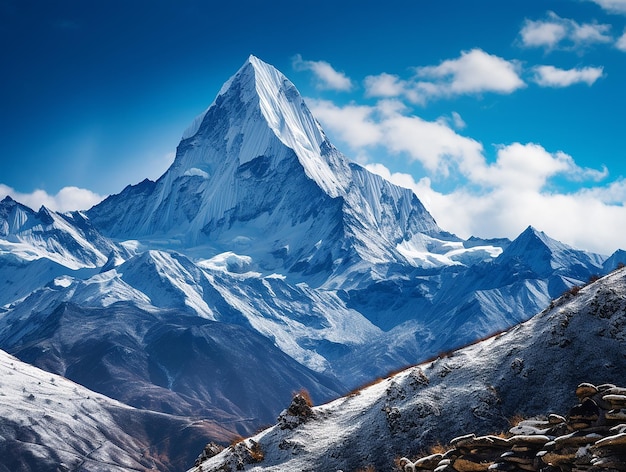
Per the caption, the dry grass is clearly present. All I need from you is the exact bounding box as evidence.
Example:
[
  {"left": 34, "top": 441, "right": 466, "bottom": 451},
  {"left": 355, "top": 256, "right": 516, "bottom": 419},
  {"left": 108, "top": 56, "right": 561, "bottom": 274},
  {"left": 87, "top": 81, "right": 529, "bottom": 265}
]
[
  {"left": 229, "top": 434, "right": 245, "bottom": 448},
  {"left": 508, "top": 413, "right": 525, "bottom": 427},
  {"left": 347, "top": 377, "right": 384, "bottom": 397},
  {"left": 249, "top": 440, "right": 264, "bottom": 463},
  {"left": 428, "top": 442, "right": 447, "bottom": 455}
]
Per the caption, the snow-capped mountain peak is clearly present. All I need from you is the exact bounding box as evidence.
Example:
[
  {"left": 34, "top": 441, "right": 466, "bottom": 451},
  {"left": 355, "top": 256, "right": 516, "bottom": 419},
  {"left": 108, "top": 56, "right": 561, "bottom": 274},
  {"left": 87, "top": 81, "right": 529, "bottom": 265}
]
[
  {"left": 175, "top": 54, "right": 350, "bottom": 198},
  {"left": 498, "top": 225, "right": 604, "bottom": 276}
]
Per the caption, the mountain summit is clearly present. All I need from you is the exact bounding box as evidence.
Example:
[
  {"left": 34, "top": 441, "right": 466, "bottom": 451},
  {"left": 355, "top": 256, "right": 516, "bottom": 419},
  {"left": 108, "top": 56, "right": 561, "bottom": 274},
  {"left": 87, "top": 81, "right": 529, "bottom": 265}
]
[
  {"left": 87, "top": 55, "right": 444, "bottom": 284},
  {"left": 178, "top": 55, "right": 351, "bottom": 196}
]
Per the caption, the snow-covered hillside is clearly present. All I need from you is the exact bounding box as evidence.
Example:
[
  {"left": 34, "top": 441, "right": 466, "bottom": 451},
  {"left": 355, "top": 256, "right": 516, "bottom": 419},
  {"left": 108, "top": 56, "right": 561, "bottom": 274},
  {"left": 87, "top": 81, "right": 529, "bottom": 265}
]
[
  {"left": 193, "top": 266, "right": 626, "bottom": 472},
  {"left": 0, "top": 348, "right": 230, "bottom": 472}
]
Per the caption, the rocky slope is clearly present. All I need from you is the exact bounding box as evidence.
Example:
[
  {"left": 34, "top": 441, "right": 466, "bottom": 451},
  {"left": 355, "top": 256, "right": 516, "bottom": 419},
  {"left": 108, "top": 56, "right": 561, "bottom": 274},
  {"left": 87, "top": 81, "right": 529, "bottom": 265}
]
[
  {"left": 397, "top": 381, "right": 626, "bottom": 472},
  {"left": 192, "top": 266, "right": 626, "bottom": 471}
]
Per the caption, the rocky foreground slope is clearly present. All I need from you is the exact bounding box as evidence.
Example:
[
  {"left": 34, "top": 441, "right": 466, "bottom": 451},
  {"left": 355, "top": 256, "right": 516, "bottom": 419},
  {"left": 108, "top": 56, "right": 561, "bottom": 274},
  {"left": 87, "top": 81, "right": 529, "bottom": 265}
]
[
  {"left": 398, "top": 381, "right": 626, "bottom": 472},
  {"left": 192, "top": 266, "right": 626, "bottom": 471}
]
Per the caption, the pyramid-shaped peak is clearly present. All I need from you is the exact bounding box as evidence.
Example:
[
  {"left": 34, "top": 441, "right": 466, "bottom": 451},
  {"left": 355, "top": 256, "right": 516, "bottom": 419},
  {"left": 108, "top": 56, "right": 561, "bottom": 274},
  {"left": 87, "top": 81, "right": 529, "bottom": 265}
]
[{"left": 177, "top": 55, "right": 350, "bottom": 197}]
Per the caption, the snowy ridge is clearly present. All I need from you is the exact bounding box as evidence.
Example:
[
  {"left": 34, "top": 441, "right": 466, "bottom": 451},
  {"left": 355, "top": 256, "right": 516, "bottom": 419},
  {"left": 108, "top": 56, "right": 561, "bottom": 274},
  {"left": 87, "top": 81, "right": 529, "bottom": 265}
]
[
  {"left": 0, "top": 196, "right": 114, "bottom": 270},
  {"left": 181, "top": 55, "right": 349, "bottom": 197},
  {"left": 194, "top": 267, "right": 626, "bottom": 472}
]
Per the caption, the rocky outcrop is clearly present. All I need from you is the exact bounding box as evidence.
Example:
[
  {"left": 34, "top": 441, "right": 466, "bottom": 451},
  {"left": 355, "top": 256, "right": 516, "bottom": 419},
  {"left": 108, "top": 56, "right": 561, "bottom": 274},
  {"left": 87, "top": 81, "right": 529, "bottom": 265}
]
[{"left": 398, "top": 382, "right": 626, "bottom": 472}]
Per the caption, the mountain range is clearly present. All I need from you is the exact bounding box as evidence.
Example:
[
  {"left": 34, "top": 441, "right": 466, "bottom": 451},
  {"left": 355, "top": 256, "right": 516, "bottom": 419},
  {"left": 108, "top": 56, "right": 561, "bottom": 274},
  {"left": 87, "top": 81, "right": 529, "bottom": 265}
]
[
  {"left": 1, "top": 55, "right": 624, "bottom": 470},
  {"left": 193, "top": 264, "right": 626, "bottom": 471}
]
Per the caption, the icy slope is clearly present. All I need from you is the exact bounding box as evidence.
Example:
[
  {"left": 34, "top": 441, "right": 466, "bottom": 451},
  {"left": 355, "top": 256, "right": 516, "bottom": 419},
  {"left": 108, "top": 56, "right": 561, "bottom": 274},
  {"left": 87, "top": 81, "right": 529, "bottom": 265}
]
[
  {"left": 86, "top": 56, "right": 454, "bottom": 284},
  {"left": 0, "top": 348, "right": 231, "bottom": 472},
  {"left": 194, "top": 266, "right": 626, "bottom": 472}
]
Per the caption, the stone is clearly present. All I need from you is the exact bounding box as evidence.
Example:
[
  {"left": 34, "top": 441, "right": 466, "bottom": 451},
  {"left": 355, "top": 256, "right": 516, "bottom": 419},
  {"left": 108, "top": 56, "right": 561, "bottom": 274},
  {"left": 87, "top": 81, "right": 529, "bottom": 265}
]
[
  {"left": 548, "top": 414, "right": 566, "bottom": 425},
  {"left": 507, "top": 435, "right": 551, "bottom": 446},
  {"left": 610, "top": 424, "right": 626, "bottom": 434},
  {"left": 499, "top": 451, "right": 534, "bottom": 465},
  {"left": 602, "top": 394, "right": 626, "bottom": 409},
  {"left": 487, "top": 462, "right": 516, "bottom": 471},
  {"left": 451, "top": 434, "right": 477, "bottom": 448},
  {"left": 569, "top": 398, "right": 600, "bottom": 422},
  {"left": 540, "top": 449, "right": 577, "bottom": 465},
  {"left": 606, "top": 409, "right": 626, "bottom": 421},
  {"left": 452, "top": 455, "right": 493, "bottom": 472},
  {"left": 591, "top": 456, "right": 626, "bottom": 470},
  {"left": 414, "top": 453, "right": 444, "bottom": 469},
  {"left": 553, "top": 431, "right": 602, "bottom": 447},
  {"left": 593, "top": 432, "right": 626, "bottom": 448},
  {"left": 603, "top": 387, "right": 626, "bottom": 396},
  {"left": 576, "top": 383, "right": 598, "bottom": 399}
]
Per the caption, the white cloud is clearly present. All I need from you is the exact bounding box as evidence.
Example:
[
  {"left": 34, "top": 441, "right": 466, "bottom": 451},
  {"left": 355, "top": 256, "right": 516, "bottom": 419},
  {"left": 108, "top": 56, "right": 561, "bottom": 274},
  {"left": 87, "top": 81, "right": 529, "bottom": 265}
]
[
  {"left": 451, "top": 111, "right": 466, "bottom": 130},
  {"left": 519, "top": 17, "right": 567, "bottom": 48},
  {"left": 532, "top": 65, "right": 604, "bottom": 87},
  {"left": 589, "top": 0, "right": 626, "bottom": 14},
  {"left": 0, "top": 184, "right": 104, "bottom": 212},
  {"left": 307, "top": 98, "right": 484, "bottom": 176},
  {"left": 364, "top": 160, "right": 624, "bottom": 256},
  {"left": 311, "top": 95, "right": 620, "bottom": 254},
  {"left": 414, "top": 49, "right": 525, "bottom": 99},
  {"left": 519, "top": 12, "right": 612, "bottom": 51},
  {"left": 361, "top": 50, "right": 524, "bottom": 104},
  {"left": 306, "top": 99, "right": 382, "bottom": 147},
  {"left": 364, "top": 73, "right": 407, "bottom": 98},
  {"left": 377, "top": 111, "right": 484, "bottom": 177},
  {"left": 617, "top": 31, "right": 626, "bottom": 50},
  {"left": 292, "top": 54, "right": 353, "bottom": 91}
]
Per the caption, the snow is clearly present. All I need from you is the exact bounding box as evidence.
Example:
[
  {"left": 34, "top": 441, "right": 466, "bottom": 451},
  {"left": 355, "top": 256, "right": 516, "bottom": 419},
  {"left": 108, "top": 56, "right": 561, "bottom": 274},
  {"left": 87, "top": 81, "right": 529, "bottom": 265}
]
[
  {"left": 194, "top": 267, "right": 626, "bottom": 472},
  {"left": 183, "top": 167, "right": 210, "bottom": 178},
  {"left": 0, "top": 348, "right": 160, "bottom": 470},
  {"left": 52, "top": 275, "right": 73, "bottom": 288}
]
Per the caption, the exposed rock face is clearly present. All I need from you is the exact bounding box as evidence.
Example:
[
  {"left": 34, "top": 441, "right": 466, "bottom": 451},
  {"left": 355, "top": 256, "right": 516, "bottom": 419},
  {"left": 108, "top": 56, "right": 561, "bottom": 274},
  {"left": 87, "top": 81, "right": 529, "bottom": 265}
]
[
  {"left": 399, "top": 382, "right": 626, "bottom": 472},
  {"left": 277, "top": 393, "right": 315, "bottom": 430}
]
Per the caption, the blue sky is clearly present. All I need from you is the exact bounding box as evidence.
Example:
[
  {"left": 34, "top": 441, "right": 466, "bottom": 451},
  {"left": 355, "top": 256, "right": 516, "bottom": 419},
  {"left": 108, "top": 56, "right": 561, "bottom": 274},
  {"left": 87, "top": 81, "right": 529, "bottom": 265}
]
[{"left": 1, "top": 0, "right": 626, "bottom": 254}]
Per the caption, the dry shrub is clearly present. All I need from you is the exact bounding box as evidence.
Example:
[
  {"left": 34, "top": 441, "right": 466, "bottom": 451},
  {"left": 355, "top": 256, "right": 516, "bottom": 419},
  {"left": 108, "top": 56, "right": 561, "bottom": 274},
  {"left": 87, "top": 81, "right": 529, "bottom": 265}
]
[
  {"left": 249, "top": 440, "right": 264, "bottom": 462},
  {"left": 347, "top": 377, "right": 384, "bottom": 397},
  {"left": 229, "top": 434, "right": 245, "bottom": 448}
]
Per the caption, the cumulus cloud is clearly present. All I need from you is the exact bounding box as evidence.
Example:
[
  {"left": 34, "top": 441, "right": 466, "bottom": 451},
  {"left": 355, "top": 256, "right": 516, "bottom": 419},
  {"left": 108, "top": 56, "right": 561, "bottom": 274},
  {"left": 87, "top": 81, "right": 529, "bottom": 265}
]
[
  {"left": 589, "top": 0, "right": 626, "bottom": 14},
  {"left": 365, "top": 156, "right": 622, "bottom": 256},
  {"left": 0, "top": 184, "right": 104, "bottom": 212},
  {"left": 308, "top": 98, "right": 483, "bottom": 176},
  {"left": 292, "top": 54, "right": 353, "bottom": 91},
  {"left": 519, "top": 12, "right": 612, "bottom": 51},
  {"left": 364, "top": 49, "right": 524, "bottom": 104},
  {"left": 306, "top": 99, "right": 382, "bottom": 147},
  {"left": 414, "top": 49, "right": 525, "bottom": 98},
  {"left": 532, "top": 65, "right": 605, "bottom": 87},
  {"left": 309, "top": 95, "right": 621, "bottom": 254}
]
